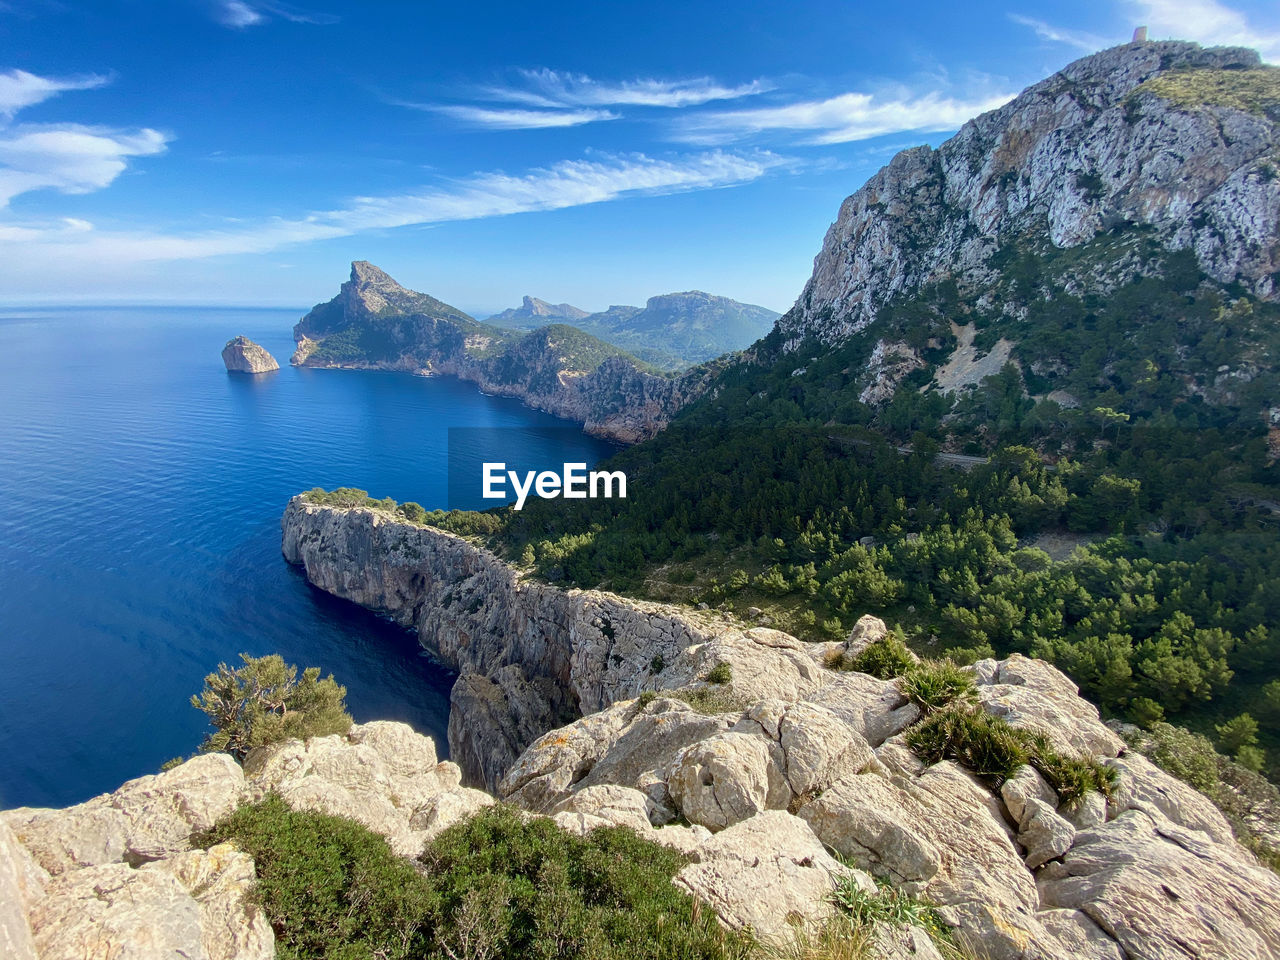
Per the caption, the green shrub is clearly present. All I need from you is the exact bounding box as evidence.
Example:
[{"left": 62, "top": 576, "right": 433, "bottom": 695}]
[
  {"left": 899, "top": 660, "right": 979, "bottom": 714},
  {"left": 846, "top": 633, "right": 916, "bottom": 679},
  {"left": 907, "top": 706, "right": 1115, "bottom": 803},
  {"left": 422, "top": 805, "right": 751, "bottom": 960},
  {"left": 670, "top": 686, "right": 751, "bottom": 715},
  {"left": 1143, "top": 722, "right": 1220, "bottom": 794},
  {"left": 204, "top": 800, "right": 752, "bottom": 960},
  {"left": 828, "top": 873, "right": 952, "bottom": 946},
  {"left": 190, "top": 654, "right": 351, "bottom": 761},
  {"left": 201, "top": 795, "right": 436, "bottom": 959},
  {"left": 704, "top": 662, "right": 733, "bottom": 685},
  {"left": 637, "top": 690, "right": 657, "bottom": 708}
]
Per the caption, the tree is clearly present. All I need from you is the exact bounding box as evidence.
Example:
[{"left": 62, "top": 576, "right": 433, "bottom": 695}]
[
  {"left": 1215, "top": 713, "right": 1259, "bottom": 755},
  {"left": 191, "top": 654, "right": 352, "bottom": 760}
]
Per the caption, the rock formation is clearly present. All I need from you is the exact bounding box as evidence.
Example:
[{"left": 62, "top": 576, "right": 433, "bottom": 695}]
[
  {"left": 486, "top": 295, "right": 591, "bottom": 328},
  {"left": 290, "top": 262, "right": 716, "bottom": 442},
  {"left": 221, "top": 336, "right": 279, "bottom": 374},
  {"left": 779, "top": 42, "right": 1276, "bottom": 351}
]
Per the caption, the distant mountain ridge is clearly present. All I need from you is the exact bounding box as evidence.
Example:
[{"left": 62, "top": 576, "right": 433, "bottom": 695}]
[
  {"left": 291, "top": 263, "right": 715, "bottom": 442},
  {"left": 487, "top": 291, "right": 779, "bottom": 369}
]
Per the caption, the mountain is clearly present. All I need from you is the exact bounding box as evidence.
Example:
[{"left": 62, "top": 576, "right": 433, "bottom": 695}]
[
  {"left": 291, "top": 262, "right": 706, "bottom": 442},
  {"left": 486, "top": 291, "right": 781, "bottom": 369},
  {"left": 426, "top": 40, "right": 1280, "bottom": 792},
  {"left": 485, "top": 295, "right": 591, "bottom": 329}
]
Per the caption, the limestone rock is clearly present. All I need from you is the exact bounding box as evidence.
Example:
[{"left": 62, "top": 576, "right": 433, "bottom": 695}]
[
  {"left": 1039, "top": 809, "right": 1280, "bottom": 959},
  {"left": 550, "top": 784, "right": 654, "bottom": 832},
  {"left": 667, "top": 732, "right": 790, "bottom": 831},
  {"left": 1001, "top": 765, "right": 1058, "bottom": 827},
  {"left": 5, "top": 753, "right": 246, "bottom": 874},
  {"left": 1018, "top": 798, "right": 1076, "bottom": 869},
  {"left": 868, "top": 922, "right": 945, "bottom": 960},
  {"left": 221, "top": 335, "right": 279, "bottom": 374},
  {"left": 144, "top": 844, "right": 275, "bottom": 960},
  {"left": 29, "top": 862, "right": 205, "bottom": 960},
  {"left": 1104, "top": 752, "right": 1236, "bottom": 844},
  {"left": 409, "top": 787, "right": 495, "bottom": 839},
  {"left": 0, "top": 820, "right": 42, "bottom": 960},
  {"left": 674, "top": 810, "right": 871, "bottom": 944}
]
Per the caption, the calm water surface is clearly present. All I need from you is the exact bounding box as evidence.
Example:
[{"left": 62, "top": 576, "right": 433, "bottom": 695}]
[{"left": 0, "top": 306, "right": 614, "bottom": 807}]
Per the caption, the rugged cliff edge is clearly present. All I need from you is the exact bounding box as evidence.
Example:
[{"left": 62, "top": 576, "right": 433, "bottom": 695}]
[
  {"left": 281, "top": 496, "right": 728, "bottom": 788},
  {"left": 290, "top": 262, "right": 717, "bottom": 442},
  {"left": 279, "top": 497, "right": 1280, "bottom": 959}
]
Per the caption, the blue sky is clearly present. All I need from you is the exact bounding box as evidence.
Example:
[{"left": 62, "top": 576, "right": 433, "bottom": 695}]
[{"left": 1, "top": 0, "right": 1277, "bottom": 315}]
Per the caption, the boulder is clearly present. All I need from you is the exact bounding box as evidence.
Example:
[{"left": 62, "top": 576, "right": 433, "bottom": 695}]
[
  {"left": 868, "top": 921, "right": 945, "bottom": 960},
  {"left": 1018, "top": 798, "right": 1076, "bottom": 869},
  {"left": 550, "top": 785, "right": 654, "bottom": 832},
  {"left": 1104, "top": 752, "right": 1236, "bottom": 844},
  {"left": 804, "top": 671, "right": 920, "bottom": 746},
  {"left": 410, "top": 788, "right": 495, "bottom": 840},
  {"left": 675, "top": 810, "right": 871, "bottom": 944},
  {"left": 1001, "top": 765, "right": 1058, "bottom": 827},
  {"left": 776, "top": 702, "right": 876, "bottom": 797},
  {"left": 666, "top": 732, "right": 790, "bottom": 831}
]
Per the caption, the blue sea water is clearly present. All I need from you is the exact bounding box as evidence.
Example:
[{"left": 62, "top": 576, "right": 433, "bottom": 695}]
[{"left": 0, "top": 306, "right": 616, "bottom": 808}]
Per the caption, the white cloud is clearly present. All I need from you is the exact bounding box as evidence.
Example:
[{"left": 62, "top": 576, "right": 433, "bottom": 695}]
[
  {"left": 410, "top": 104, "right": 620, "bottom": 130},
  {"left": 0, "top": 124, "right": 169, "bottom": 205},
  {"left": 0, "top": 69, "right": 110, "bottom": 120},
  {"left": 1008, "top": 14, "right": 1108, "bottom": 52},
  {"left": 213, "top": 1, "right": 339, "bottom": 28},
  {"left": 672, "top": 89, "right": 1016, "bottom": 146},
  {"left": 492, "top": 70, "right": 771, "bottom": 109},
  {"left": 1127, "top": 0, "right": 1280, "bottom": 60},
  {"left": 0, "top": 151, "right": 785, "bottom": 267}
]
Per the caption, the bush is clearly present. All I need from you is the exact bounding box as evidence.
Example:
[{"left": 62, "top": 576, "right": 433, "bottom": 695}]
[
  {"left": 201, "top": 795, "right": 435, "bottom": 959},
  {"left": 907, "top": 706, "right": 1115, "bottom": 804},
  {"left": 423, "top": 805, "right": 750, "bottom": 960},
  {"left": 845, "top": 633, "right": 916, "bottom": 679},
  {"left": 827, "top": 873, "right": 952, "bottom": 946},
  {"left": 899, "top": 661, "right": 979, "bottom": 714},
  {"left": 190, "top": 654, "right": 351, "bottom": 761},
  {"left": 204, "top": 800, "right": 752, "bottom": 960},
  {"left": 704, "top": 662, "right": 733, "bottom": 685}
]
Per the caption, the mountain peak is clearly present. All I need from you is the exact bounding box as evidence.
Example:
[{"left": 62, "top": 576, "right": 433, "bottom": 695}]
[{"left": 349, "top": 261, "right": 400, "bottom": 288}]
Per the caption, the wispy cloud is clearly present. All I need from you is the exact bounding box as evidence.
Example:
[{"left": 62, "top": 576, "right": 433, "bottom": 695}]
[
  {"left": 0, "top": 124, "right": 168, "bottom": 206},
  {"left": 396, "top": 102, "right": 620, "bottom": 130},
  {"left": 672, "top": 89, "right": 1016, "bottom": 146},
  {"left": 490, "top": 70, "right": 771, "bottom": 109},
  {"left": 213, "top": 0, "right": 339, "bottom": 29},
  {"left": 0, "top": 150, "right": 785, "bottom": 266},
  {"left": 0, "top": 69, "right": 110, "bottom": 120},
  {"left": 0, "top": 69, "right": 168, "bottom": 207},
  {"left": 1008, "top": 14, "right": 1108, "bottom": 52}
]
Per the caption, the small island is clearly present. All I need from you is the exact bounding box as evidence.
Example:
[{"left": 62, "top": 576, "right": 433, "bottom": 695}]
[{"left": 221, "top": 335, "right": 279, "bottom": 374}]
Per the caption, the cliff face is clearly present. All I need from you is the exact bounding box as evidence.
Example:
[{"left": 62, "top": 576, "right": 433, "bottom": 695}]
[
  {"left": 221, "top": 336, "right": 279, "bottom": 374},
  {"left": 291, "top": 263, "right": 702, "bottom": 442},
  {"left": 780, "top": 41, "right": 1278, "bottom": 350},
  {"left": 281, "top": 496, "right": 725, "bottom": 788}
]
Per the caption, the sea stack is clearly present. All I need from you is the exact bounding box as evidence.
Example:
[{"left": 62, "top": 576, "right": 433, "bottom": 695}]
[{"left": 221, "top": 336, "right": 279, "bottom": 374}]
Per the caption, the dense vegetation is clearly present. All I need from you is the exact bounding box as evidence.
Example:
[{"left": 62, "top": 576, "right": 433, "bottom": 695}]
[
  {"left": 1138, "top": 65, "right": 1280, "bottom": 122},
  {"left": 203, "top": 798, "right": 752, "bottom": 960},
  {"left": 190, "top": 653, "right": 351, "bottom": 760},
  {"left": 353, "top": 238, "right": 1280, "bottom": 781}
]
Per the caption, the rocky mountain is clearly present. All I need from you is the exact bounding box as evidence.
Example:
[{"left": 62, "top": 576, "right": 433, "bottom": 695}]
[
  {"left": 485, "top": 295, "right": 591, "bottom": 328},
  {"left": 291, "top": 262, "right": 707, "bottom": 442},
  {"left": 771, "top": 41, "right": 1278, "bottom": 418},
  {"left": 486, "top": 291, "right": 780, "bottom": 369},
  {"left": 220, "top": 336, "right": 278, "bottom": 374}
]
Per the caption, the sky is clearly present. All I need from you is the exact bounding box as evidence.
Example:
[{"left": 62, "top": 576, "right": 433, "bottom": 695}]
[{"left": 0, "top": 0, "right": 1277, "bottom": 316}]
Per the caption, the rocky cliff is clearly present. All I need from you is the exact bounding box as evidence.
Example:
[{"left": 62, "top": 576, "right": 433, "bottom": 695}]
[
  {"left": 221, "top": 336, "right": 279, "bottom": 374},
  {"left": 485, "top": 295, "right": 591, "bottom": 328},
  {"left": 277, "top": 497, "right": 1280, "bottom": 959},
  {"left": 291, "top": 262, "right": 706, "bottom": 442},
  {"left": 780, "top": 41, "right": 1277, "bottom": 351}
]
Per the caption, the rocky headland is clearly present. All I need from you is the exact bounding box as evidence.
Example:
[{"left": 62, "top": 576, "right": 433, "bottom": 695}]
[
  {"left": 290, "top": 262, "right": 723, "bottom": 443},
  {"left": 221, "top": 336, "right": 279, "bottom": 374}
]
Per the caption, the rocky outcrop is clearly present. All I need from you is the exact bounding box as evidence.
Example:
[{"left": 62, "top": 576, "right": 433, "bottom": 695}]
[
  {"left": 485, "top": 295, "right": 590, "bottom": 327},
  {"left": 780, "top": 41, "right": 1277, "bottom": 350},
  {"left": 221, "top": 336, "right": 279, "bottom": 374},
  {"left": 290, "top": 262, "right": 716, "bottom": 442}
]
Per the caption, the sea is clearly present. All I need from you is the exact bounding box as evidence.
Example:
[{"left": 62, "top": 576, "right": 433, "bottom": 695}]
[{"left": 0, "top": 306, "right": 616, "bottom": 808}]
